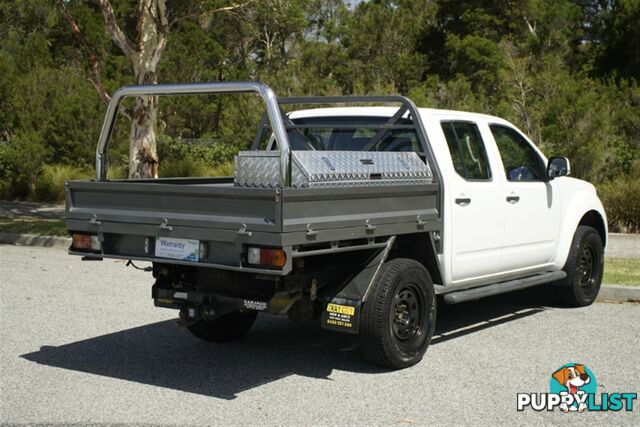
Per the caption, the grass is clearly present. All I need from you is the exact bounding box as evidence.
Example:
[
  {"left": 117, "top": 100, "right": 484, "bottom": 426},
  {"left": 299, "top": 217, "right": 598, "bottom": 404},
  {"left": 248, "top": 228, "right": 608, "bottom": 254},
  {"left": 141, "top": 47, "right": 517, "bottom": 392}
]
[
  {"left": 159, "top": 159, "right": 233, "bottom": 178},
  {"left": 603, "top": 257, "right": 640, "bottom": 286},
  {"left": 0, "top": 217, "right": 68, "bottom": 236},
  {"left": 34, "top": 164, "right": 93, "bottom": 202}
]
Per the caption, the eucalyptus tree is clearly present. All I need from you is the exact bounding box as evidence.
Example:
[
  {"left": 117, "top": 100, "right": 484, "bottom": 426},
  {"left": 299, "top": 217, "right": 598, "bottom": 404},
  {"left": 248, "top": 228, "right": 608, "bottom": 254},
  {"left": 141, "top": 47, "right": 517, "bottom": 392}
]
[{"left": 57, "top": 0, "right": 254, "bottom": 178}]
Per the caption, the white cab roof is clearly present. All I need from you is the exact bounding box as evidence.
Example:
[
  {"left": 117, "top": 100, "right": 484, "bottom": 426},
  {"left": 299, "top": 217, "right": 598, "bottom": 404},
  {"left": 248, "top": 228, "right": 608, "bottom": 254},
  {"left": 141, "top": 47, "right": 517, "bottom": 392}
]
[{"left": 288, "top": 106, "right": 512, "bottom": 126}]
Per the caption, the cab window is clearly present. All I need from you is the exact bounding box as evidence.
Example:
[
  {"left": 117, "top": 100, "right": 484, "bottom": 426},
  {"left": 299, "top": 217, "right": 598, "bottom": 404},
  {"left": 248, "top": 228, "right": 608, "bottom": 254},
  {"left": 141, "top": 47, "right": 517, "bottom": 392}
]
[
  {"left": 290, "top": 116, "right": 421, "bottom": 152},
  {"left": 490, "top": 125, "right": 545, "bottom": 182},
  {"left": 441, "top": 121, "right": 492, "bottom": 181}
]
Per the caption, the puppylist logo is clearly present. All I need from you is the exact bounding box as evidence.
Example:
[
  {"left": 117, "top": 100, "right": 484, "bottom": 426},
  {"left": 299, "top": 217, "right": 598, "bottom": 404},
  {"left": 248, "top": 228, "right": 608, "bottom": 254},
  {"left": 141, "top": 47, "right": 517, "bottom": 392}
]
[{"left": 517, "top": 363, "right": 638, "bottom": 413}]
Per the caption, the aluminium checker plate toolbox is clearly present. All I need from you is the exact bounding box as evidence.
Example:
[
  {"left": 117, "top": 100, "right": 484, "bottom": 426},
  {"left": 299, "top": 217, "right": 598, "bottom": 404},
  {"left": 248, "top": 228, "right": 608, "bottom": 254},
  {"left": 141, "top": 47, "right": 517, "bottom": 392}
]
[{"left": 234, "top": 151, "right": 433, "bottom": 188}]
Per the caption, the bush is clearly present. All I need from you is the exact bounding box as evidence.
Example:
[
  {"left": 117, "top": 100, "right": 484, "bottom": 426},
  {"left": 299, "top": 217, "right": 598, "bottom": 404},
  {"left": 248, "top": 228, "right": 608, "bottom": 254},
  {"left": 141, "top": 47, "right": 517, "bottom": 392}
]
[
  {"left": 160, "top": 158, "right": 209, "bottom": 178},
  {"left": 156, "top": 134, "right": 240, "bottom": 167},
  {"left": 0, "top": 131, "right": 47, "bottom": 200},
  {"left": 210, "top": 162, "right": 234, "bottom": 177},
  {"left": 0, "top": 177, "right": 17, "bottom": 201},
  {"left": 160, "top": 158, "right": 233, "bottom": 178},
  {"left": 598, "top": 171, "right": 640, "bottom": 233},
  {"left": 34, "top": 165, "right": 92, "bottom": 202},
  {"left": 106, "top": 164, "right": 128, "bottom": 180}
]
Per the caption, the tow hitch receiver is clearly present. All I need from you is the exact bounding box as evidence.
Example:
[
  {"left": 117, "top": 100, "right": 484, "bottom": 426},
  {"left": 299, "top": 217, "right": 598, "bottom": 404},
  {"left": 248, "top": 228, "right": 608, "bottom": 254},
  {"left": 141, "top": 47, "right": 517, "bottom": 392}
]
[{"left": 178, "top": 306, "right": 216, "bottom": 327}]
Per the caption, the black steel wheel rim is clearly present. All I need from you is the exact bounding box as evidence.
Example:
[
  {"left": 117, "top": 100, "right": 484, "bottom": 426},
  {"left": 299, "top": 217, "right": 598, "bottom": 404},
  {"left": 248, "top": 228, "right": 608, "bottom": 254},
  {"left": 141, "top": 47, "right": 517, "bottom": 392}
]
[
  {"left": 577, "top": 245, "right": 595, "bottom": 289},
  {"left": 390, "top": 284, "right": 424, "bottom": 342}
]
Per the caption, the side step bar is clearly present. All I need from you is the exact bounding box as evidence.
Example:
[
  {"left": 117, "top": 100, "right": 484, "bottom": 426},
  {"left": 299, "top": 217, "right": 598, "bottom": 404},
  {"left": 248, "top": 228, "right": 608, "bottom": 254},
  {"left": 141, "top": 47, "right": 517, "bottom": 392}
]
[{"left": 443, "top": 271, "right": 567, "bottom": 304}]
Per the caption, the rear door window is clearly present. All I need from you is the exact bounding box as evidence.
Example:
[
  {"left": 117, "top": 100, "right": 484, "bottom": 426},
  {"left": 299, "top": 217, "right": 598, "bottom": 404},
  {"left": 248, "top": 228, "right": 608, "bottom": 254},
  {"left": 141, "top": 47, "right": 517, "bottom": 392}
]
[{"left": 441, "top": 121, "right": 492, "bottom": 180}]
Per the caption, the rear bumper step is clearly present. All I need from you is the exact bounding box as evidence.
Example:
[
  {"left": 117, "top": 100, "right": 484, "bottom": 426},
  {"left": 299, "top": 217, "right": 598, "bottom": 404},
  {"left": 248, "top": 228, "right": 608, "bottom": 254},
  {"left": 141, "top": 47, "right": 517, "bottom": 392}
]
[{"left": 443, "top": 271, "right": 567, "bottom": 304}]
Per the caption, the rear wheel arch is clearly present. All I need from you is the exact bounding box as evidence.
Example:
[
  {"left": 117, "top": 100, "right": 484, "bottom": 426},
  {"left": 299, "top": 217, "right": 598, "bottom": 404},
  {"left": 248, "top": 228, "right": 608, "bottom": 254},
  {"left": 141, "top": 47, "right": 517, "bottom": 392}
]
[{"left": 391, "top": 233, "right": 443, "bottom": 286}]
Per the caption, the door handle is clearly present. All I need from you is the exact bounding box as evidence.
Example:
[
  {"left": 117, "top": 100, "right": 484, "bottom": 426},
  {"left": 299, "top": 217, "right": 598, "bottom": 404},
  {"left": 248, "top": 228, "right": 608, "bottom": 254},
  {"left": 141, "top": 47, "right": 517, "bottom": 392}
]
[
  {"left": 506, "top": 195, "right": 520, "bottom": 204},
  {"left": 455, "top": 197, "right": 471, "bottom": 206}
]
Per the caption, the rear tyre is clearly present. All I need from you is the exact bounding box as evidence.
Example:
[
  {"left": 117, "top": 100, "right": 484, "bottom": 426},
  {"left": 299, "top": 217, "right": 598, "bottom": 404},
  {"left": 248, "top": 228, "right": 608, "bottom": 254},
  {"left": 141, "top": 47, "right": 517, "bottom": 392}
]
[
  {"left": 555, "top": 226, "right": 604, "bottom": 307},
  {"left": 359, "top": 258, "right": 436, "bottom": 369},
  {"left": 187, "top": 310, "right": 257, "bottom": 343}
]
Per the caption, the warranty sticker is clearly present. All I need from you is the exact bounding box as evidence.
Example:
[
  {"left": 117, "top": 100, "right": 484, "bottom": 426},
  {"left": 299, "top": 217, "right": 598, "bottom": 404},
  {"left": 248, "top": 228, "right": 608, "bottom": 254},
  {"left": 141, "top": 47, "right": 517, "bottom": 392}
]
[{"left": 321, "top": 298, "right": 361, "bottom": 334}]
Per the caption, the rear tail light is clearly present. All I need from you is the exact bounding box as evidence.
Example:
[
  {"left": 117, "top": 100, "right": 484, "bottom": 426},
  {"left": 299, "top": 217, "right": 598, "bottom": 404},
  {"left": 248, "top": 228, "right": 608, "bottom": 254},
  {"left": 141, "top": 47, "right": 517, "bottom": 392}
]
[
  {"left": 71, "top": 233, "right": 101, "bottom": 251},
  {"left": 247, "top": 247, "right": 286, "bottom": 268}
]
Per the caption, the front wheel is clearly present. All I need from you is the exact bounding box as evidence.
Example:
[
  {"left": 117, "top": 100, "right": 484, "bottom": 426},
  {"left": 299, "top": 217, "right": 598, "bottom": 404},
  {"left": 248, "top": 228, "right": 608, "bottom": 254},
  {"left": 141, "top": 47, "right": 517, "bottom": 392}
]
[
  {"left": 555, "top": 226, "right": 604, "bottom": 307},
  {"left": 359, "top": 258, "right": 436, "bottom": 369},
  {"left": 187, "top": 310, "right": 257, "bottom": 343}
]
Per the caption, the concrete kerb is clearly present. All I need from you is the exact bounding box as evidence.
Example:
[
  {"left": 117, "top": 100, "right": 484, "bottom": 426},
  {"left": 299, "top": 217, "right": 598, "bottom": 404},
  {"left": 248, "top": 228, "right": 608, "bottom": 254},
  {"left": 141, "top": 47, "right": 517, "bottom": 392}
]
[
  {"left": 596, "top": 284, "right": 640, "bottom": 303},
  {"left": 0, "top": 232, "right": 70, "bottom": 249}
]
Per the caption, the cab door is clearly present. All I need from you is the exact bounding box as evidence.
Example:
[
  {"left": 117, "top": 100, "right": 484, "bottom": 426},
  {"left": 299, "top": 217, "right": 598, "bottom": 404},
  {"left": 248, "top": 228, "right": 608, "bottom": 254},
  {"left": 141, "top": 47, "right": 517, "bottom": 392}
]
[
  {"left": 488, "top": 124, "right": 560, "bottom": 273},
  {"left": 440, "top": 120, "right": 505, "bottom": 284}
]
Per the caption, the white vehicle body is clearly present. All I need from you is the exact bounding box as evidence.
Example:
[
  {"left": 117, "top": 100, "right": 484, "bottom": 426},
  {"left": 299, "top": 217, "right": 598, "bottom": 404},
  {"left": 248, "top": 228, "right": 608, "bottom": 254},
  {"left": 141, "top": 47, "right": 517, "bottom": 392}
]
[{"left": 290, "top": 107, "right": 608, "bottom": 290}]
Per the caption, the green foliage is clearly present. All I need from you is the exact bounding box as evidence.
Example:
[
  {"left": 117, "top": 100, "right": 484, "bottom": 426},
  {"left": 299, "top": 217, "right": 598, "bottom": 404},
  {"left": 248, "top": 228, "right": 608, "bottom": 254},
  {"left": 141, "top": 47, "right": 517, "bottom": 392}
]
[
  {"left": 0, "top": 131, "right": 47, "bottom": 200},
  {"left": 0, "top": 0, "right": 638, "bottom": 231},
  {"left": 338, "top": 0, "right": 433, "bottom": 93},
  {"left": 35, "top": 164, "right": 92, "bottom": 202},
  {"left": 160, "top": 158, "right": 213, "bottom": 178},
  {"left": 591, "top": 0, "right": 640, "bottom": 79},
  {"left": 154, "top": 134, "right": 238, "bottom": 179},
  {"left": 156, "top": 134, "right": 239, "bottom": 167},
  {"left": 598, "top": 169, "right": 640, "bottom": 233},
  {"left": 444, "top": 34, "right": 505, "bottom": 91},
  {"left": 408, "top": 75, "right": 488, "bottom": 112},
  {"left": 160, "top": 158, "right": 233, "bottom": 178},
  {"left": 527, "top": 65, "right": 621, "bottom": 182}
]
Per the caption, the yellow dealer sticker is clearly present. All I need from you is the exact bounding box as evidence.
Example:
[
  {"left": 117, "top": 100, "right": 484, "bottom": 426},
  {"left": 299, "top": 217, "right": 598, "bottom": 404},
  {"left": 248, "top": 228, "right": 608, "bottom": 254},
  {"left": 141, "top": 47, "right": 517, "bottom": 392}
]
[
  {"left": 326, "top": 303, "right": 355, "bottom": 316},
  {"left": 322, "top": 298, "right": 361, "bottom": 334}
]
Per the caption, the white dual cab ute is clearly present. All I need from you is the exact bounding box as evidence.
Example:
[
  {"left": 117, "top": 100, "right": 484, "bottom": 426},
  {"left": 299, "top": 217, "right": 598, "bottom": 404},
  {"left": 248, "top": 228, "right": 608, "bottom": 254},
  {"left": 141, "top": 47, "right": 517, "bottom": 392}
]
[{"left": 65, "top": 82, "right": 607, "bottom": 369}]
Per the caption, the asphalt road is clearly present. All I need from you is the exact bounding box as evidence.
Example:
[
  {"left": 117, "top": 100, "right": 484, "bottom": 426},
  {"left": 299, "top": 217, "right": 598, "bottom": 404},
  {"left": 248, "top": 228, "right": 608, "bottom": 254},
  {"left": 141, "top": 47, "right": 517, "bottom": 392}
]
[{"left": 1, "top": 245, "right": 639, "bottom": 425}]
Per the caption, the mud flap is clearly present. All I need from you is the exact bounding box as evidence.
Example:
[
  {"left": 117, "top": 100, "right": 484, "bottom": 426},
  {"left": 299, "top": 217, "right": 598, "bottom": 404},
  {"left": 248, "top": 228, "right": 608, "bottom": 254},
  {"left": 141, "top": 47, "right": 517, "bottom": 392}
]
[
  {"left": 320, "top": 237, "right": 395, "bottom": 334},
  {"left": 321, "top": 298, "right": 361, "bottom": 334}
]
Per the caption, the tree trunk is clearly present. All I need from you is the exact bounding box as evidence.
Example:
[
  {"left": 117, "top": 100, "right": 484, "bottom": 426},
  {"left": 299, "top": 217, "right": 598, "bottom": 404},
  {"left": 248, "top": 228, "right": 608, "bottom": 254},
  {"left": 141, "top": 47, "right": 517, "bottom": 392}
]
[
  {"left": 126, "top": 0, "right": 168, "bottom": 179},
  {"left": 129, "top": 70, "right": 159, "bottom": 179},
  {"left": 60, "top": 0, "right": 252, "bottom": 179}
]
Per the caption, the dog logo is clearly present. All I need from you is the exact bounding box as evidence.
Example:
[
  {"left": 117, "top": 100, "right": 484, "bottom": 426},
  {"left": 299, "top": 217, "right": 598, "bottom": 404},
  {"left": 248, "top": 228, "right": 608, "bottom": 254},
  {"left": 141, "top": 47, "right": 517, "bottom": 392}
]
[
  {"left": 551, "top": 364, "right": 593, "bottom": 412},
  {"left": 518, "top": 363, "right": 637, "bottom": 412}
]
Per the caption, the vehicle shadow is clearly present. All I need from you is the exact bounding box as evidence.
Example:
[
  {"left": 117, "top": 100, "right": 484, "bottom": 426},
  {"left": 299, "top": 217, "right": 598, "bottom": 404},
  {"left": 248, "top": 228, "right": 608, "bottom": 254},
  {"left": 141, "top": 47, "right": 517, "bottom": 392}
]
[
  {"left": 21, "top": 289, "right": 553, "bottom": 400},
  {"left": 432, "top": 288, "right": 556, "bottom": 344}
]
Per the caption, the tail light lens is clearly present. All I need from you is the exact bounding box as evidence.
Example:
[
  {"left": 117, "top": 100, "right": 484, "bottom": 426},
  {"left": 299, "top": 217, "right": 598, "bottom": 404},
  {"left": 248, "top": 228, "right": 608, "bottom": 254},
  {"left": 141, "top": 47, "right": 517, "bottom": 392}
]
[
  {"left": 71, "top": 233, "right": 101, "bottom": 251},
  {"left": 247, "top": 247, "right": 286, "bottom": 268}
]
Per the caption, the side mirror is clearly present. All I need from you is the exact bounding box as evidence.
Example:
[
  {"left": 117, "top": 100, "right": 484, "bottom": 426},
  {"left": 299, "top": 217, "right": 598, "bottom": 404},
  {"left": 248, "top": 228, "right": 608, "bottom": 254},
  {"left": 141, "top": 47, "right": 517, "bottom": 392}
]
[{"left": 547, "top": 156, "right": 570, "bottom": 179}]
